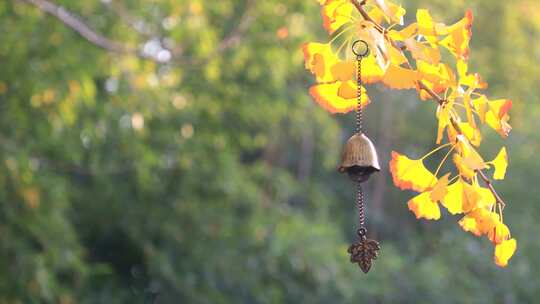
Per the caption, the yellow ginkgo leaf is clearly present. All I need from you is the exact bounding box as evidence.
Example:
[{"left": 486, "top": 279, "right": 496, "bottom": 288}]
[
  {"left": 303, "top": 43, "right": 339, "bottom": 82},
  {"left": 430, "top": 173, "right": 450, "bottom": 202},
  {"left": 442, "top": 179, "right": 489, "bottom": 214},
  {"left": 408, "top": 191, "right": 441, "bottom": 220},
  {"left": 494, "top": 238, "right": 517, "bottom": 267},
  {"left": 416, "top": 9, "right": 437, "bottom": 42},
  {"left": 309, "top": 82, "right": 370, "bottom": 114},
  {"left": 360, "top": 55, "right": 386, "bottom": 84},
  {"left": 321, "top": 0, "right": 354, "bottom": 34},
  {"left": 389, "top": 151, "right": 436, "bottom": 192},
  {"left": 490, "top": 147, "right": 508, "bottom": 180},
  {"left": 441, "top": 179, "right": 465, "bottom": 214}
]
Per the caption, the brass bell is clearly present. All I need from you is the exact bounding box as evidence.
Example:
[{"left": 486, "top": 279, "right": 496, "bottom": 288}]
[{"left": 338, "top": 133, "right": 380, "bottom": 182}]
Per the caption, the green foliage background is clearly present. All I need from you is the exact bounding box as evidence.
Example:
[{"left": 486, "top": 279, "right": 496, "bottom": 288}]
[{"left": 0, "top": 0, "right": 539, "bottom": 303}]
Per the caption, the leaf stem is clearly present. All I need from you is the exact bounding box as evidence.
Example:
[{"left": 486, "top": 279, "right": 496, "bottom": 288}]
[
  {"left": 420, "top": 143, "right": 452, "bottom": 161},
  {"left": 433, "top": 144, "right": 456, "bottom": 178}
]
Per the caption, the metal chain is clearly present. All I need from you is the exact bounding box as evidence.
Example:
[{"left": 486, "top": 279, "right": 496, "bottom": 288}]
[
  {"left": 356, "top": 180, "right": 366, "bottom": 233},
  {"left": 353, "top": 41, "right": 368, "bottom": 238},
  {"left": 356, "top": 54, "right": 363, "bottom": 134}
]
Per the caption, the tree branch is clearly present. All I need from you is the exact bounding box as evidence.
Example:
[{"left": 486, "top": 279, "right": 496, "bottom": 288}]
[
  {"left": 20, "top": 0, "right": 136, "bottom": 54},
  {"left": 350, "top": 0, "right": 508, "bottom": 209},
  {"left": 20, "top": 0, "right": 255, "bottom": 65}
]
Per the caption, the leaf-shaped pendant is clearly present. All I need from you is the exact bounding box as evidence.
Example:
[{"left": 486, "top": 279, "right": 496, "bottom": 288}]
[{"left": 348, "top": 238, "right": 381, "bottom": 273}]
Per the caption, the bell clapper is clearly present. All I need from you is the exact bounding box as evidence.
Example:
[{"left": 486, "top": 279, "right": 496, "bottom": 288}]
[{"left": 339, "top": 40, "right": 381, "bottom": 273}]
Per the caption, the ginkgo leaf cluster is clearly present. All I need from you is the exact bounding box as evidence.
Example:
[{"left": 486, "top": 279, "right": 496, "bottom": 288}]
[{"left": 304, "top": 0, "right": 516, "bottom": 267}]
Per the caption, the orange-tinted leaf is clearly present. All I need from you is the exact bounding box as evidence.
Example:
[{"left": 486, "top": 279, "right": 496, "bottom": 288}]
[
  {"left": 417, "top": 60, "right": 456, "bottom": 95},
  {"left": 430, "top": 173, "right": 450, "bottom": 202},
  {"left": 458, "top": 208, "right": 499, "bottom": 236},
  {"left": 488, "top": 222, "right": 510, "bottom": 245},
  {"left": 389, "top": 151, "right": 436, "bottom": 192},
  {"left": 486, "top": 110, "right": 512, "bottom": 137},
  {"left": 490, "top": 147, "right": 508, "bottom": 180},
  {"left": 439, "top": 10, "right": 473, "bottom": 60},
  {"left": 382, "top": 65, "right": 418, "bottom": 89},
  {"left": 330, "top": 61, "right": 355, "bottom": 81},
  {"left": 489, "top": 99, "right": 513, "bottom": 119},
  {"left": 408, "top": 191, "right": 441, "bottom": 220},
  {"left": 494, "top": 238, "right": 517, "bottom": 267},
  {"left": 309, "top": 82, "right": 370, "bottom": 113}
]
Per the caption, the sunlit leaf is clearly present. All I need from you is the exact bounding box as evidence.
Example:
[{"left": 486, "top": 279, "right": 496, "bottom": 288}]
[
  {"left": 309, "top": 81, "right": 370, "bottom": 113},
  {"left": 408, "top": 191, "right": 441, "bottom": 220},
  {"left": 430, "top": 173, "right": 450, "bottom": 202},
  {"left": 458, "top": 208, "right": 499, "bottom": 236},
  {"left": 303, "top": 42, "right": 340, "bottom": 82},
  {"left": 494, "top": 238, "right": 517, "bottom": 267},
  {"left": 488, "top": 222, "right": 510, "bottom": 245},
  {"left": 330, "top": 60, "right": 355, "bottom": 81},
  {"left": 490, "top": 147, "right": 508, "bottom": 180},
  {"left": 389, "top": 151, "right": 436, "bottom": 192},
  {"left": 321, "top": 0, "right": 355, "bottom": 34},
  {"left": 382, "top": 64, "right": 418, "bottom": 89}
]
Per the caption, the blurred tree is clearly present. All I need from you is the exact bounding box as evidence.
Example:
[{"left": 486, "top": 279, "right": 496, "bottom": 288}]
[{"left": 0, "top": 0, "right": 539, "bottom": 303}]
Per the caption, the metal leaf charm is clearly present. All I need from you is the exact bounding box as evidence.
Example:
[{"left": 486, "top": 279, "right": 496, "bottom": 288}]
[{"left": 348, "top": 238, "right": 381, "bottom": 273}]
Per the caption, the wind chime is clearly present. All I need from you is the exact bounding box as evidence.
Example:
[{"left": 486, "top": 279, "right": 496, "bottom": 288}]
[{"left": 338, "top": 40, "right": 381, "bottom": 273}]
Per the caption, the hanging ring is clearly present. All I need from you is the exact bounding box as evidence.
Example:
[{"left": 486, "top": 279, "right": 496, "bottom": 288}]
[
  {"left": 352, "top": 40, "right": 370, "bottom": 58},
  {"left": 357, "top": 227, "right": 367, "bottom": 237}
]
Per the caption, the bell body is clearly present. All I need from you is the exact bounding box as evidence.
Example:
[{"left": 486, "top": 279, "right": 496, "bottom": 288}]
[{"left": 338, "top": 133, "right": 380, "bottom": 182}]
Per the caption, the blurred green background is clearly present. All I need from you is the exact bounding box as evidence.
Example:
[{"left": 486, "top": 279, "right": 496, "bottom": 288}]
[{"left": 1, "top": 0, "right": 539, "bottom": 303}]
